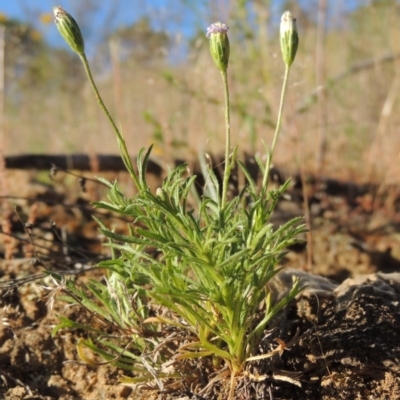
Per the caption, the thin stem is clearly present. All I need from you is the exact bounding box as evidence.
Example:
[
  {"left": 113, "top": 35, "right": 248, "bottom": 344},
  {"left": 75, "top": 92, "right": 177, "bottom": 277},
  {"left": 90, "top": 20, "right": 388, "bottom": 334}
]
[
  {"left": 221, "top": 70, "right": 231, "bottom": 209},
  {"left": 228, "top": 369, "right": 236, "bottom": 400},
  {"left": 262, "top": 65, "right": 290, "bottom": 193},
  {"left": 79, "top": 53, "right": 140, "bottom": 189}
]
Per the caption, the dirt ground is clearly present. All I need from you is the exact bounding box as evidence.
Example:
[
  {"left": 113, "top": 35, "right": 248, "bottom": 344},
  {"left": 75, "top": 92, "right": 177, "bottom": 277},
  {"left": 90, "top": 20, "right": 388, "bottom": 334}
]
[{"left": 1, "top": 160, "right": 400, "bottom": 400}]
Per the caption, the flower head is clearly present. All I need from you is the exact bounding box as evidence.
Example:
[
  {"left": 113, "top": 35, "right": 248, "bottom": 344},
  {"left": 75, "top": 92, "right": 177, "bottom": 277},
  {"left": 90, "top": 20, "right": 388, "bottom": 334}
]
[
  {"left": 206, "top": 22, "right": 230, "bottom": 72},
  {"left": 53, "top": 6, "right": 85, "bottom": 56},
  {"left": 280, "top": 11, "right": 299, "bottom": 67},
  {"left": 206, "top": 22, "right": 229, "bottom": 39}
]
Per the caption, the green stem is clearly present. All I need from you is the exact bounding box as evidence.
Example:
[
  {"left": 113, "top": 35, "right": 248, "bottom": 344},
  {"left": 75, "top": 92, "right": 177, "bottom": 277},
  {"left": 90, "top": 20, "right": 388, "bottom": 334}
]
[
  {"left": 79, "top": 53, "right": 140, "bottom": 189},
  {"left": 262, "top": 65, "right": 290, "bottom": 193},
  {"left": 221, "top": 70, "right": 231, "bottom": 209}
]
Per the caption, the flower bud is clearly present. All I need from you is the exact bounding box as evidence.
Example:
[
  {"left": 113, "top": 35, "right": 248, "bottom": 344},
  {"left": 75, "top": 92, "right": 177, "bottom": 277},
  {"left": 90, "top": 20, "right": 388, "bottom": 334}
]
[
  {"left": 280, "top": 11, "right": 299, "bottom": 67},
  {"left": 206, "top": 22, "right": 230, "bottom": 72},
  {"left": 156, "top": 187, "right": 166, "bottom": 201},
  {"left": 53, "top": 6, "right": 85, "bottom": 56}
]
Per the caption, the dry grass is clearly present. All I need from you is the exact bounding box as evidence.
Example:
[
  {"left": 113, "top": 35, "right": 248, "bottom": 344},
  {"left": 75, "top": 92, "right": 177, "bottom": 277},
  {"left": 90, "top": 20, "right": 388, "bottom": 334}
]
[{"left": 3, "top": 1, "right": 400, "bottom": 183}]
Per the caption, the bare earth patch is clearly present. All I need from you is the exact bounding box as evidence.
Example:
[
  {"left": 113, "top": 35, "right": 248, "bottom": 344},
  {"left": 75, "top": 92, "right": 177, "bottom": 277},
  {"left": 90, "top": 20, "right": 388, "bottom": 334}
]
[{"left": 1, "top": 166, "right": 400, "bottom": 399}]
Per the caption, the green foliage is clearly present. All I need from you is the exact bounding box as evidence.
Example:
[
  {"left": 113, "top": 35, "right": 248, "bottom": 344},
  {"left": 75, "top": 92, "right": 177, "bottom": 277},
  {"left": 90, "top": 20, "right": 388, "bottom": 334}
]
[
  {"left": 51, "top": 6, "right": 306, "bottom": 395},
  {"left": 54, "top": 147, "right": 305, "bottom": 374}
]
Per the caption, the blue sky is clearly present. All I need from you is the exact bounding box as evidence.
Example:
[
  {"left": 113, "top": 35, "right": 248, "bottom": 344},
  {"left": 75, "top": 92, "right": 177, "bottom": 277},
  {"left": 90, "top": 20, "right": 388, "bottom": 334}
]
[
  {"left": 0, "top": 1, "right": 208, "bottom": 47},
  {"left": 0, "top": 0, "right": 363, "bottom": 52},
  {"left": 0, "top": 0, "right": 186, "bottom": 26}
]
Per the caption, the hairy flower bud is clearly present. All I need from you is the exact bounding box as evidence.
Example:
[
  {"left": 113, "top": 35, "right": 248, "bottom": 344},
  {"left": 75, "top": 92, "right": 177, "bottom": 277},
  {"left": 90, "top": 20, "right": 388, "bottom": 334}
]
[
  {"left": 206, "top": 22, "right": 230, "bottom": 72},
  {"left": 280, "top": 11, "right": 299, "bottom": 67},
  {"left": 53, "top": 6, "right": 85, "bottom": 56}
]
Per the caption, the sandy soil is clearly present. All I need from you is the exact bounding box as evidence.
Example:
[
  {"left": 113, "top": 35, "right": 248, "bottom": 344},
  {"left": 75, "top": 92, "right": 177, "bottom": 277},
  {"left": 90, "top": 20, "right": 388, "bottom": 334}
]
[{"left": 1, "top": 163, "right": 400, "bottom": 399}]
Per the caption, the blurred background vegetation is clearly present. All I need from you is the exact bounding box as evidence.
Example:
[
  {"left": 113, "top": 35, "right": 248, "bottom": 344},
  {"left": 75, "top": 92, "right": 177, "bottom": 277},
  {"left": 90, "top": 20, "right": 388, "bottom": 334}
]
[{"left": 1, "top": 0, "right": 400, "bottom": 182}]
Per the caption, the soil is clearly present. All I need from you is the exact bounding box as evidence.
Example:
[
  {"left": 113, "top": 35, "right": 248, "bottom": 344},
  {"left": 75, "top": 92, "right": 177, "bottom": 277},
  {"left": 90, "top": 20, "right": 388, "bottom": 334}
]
[{"left": 1, "top": 159, "right": 400, "bottom": 400}]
